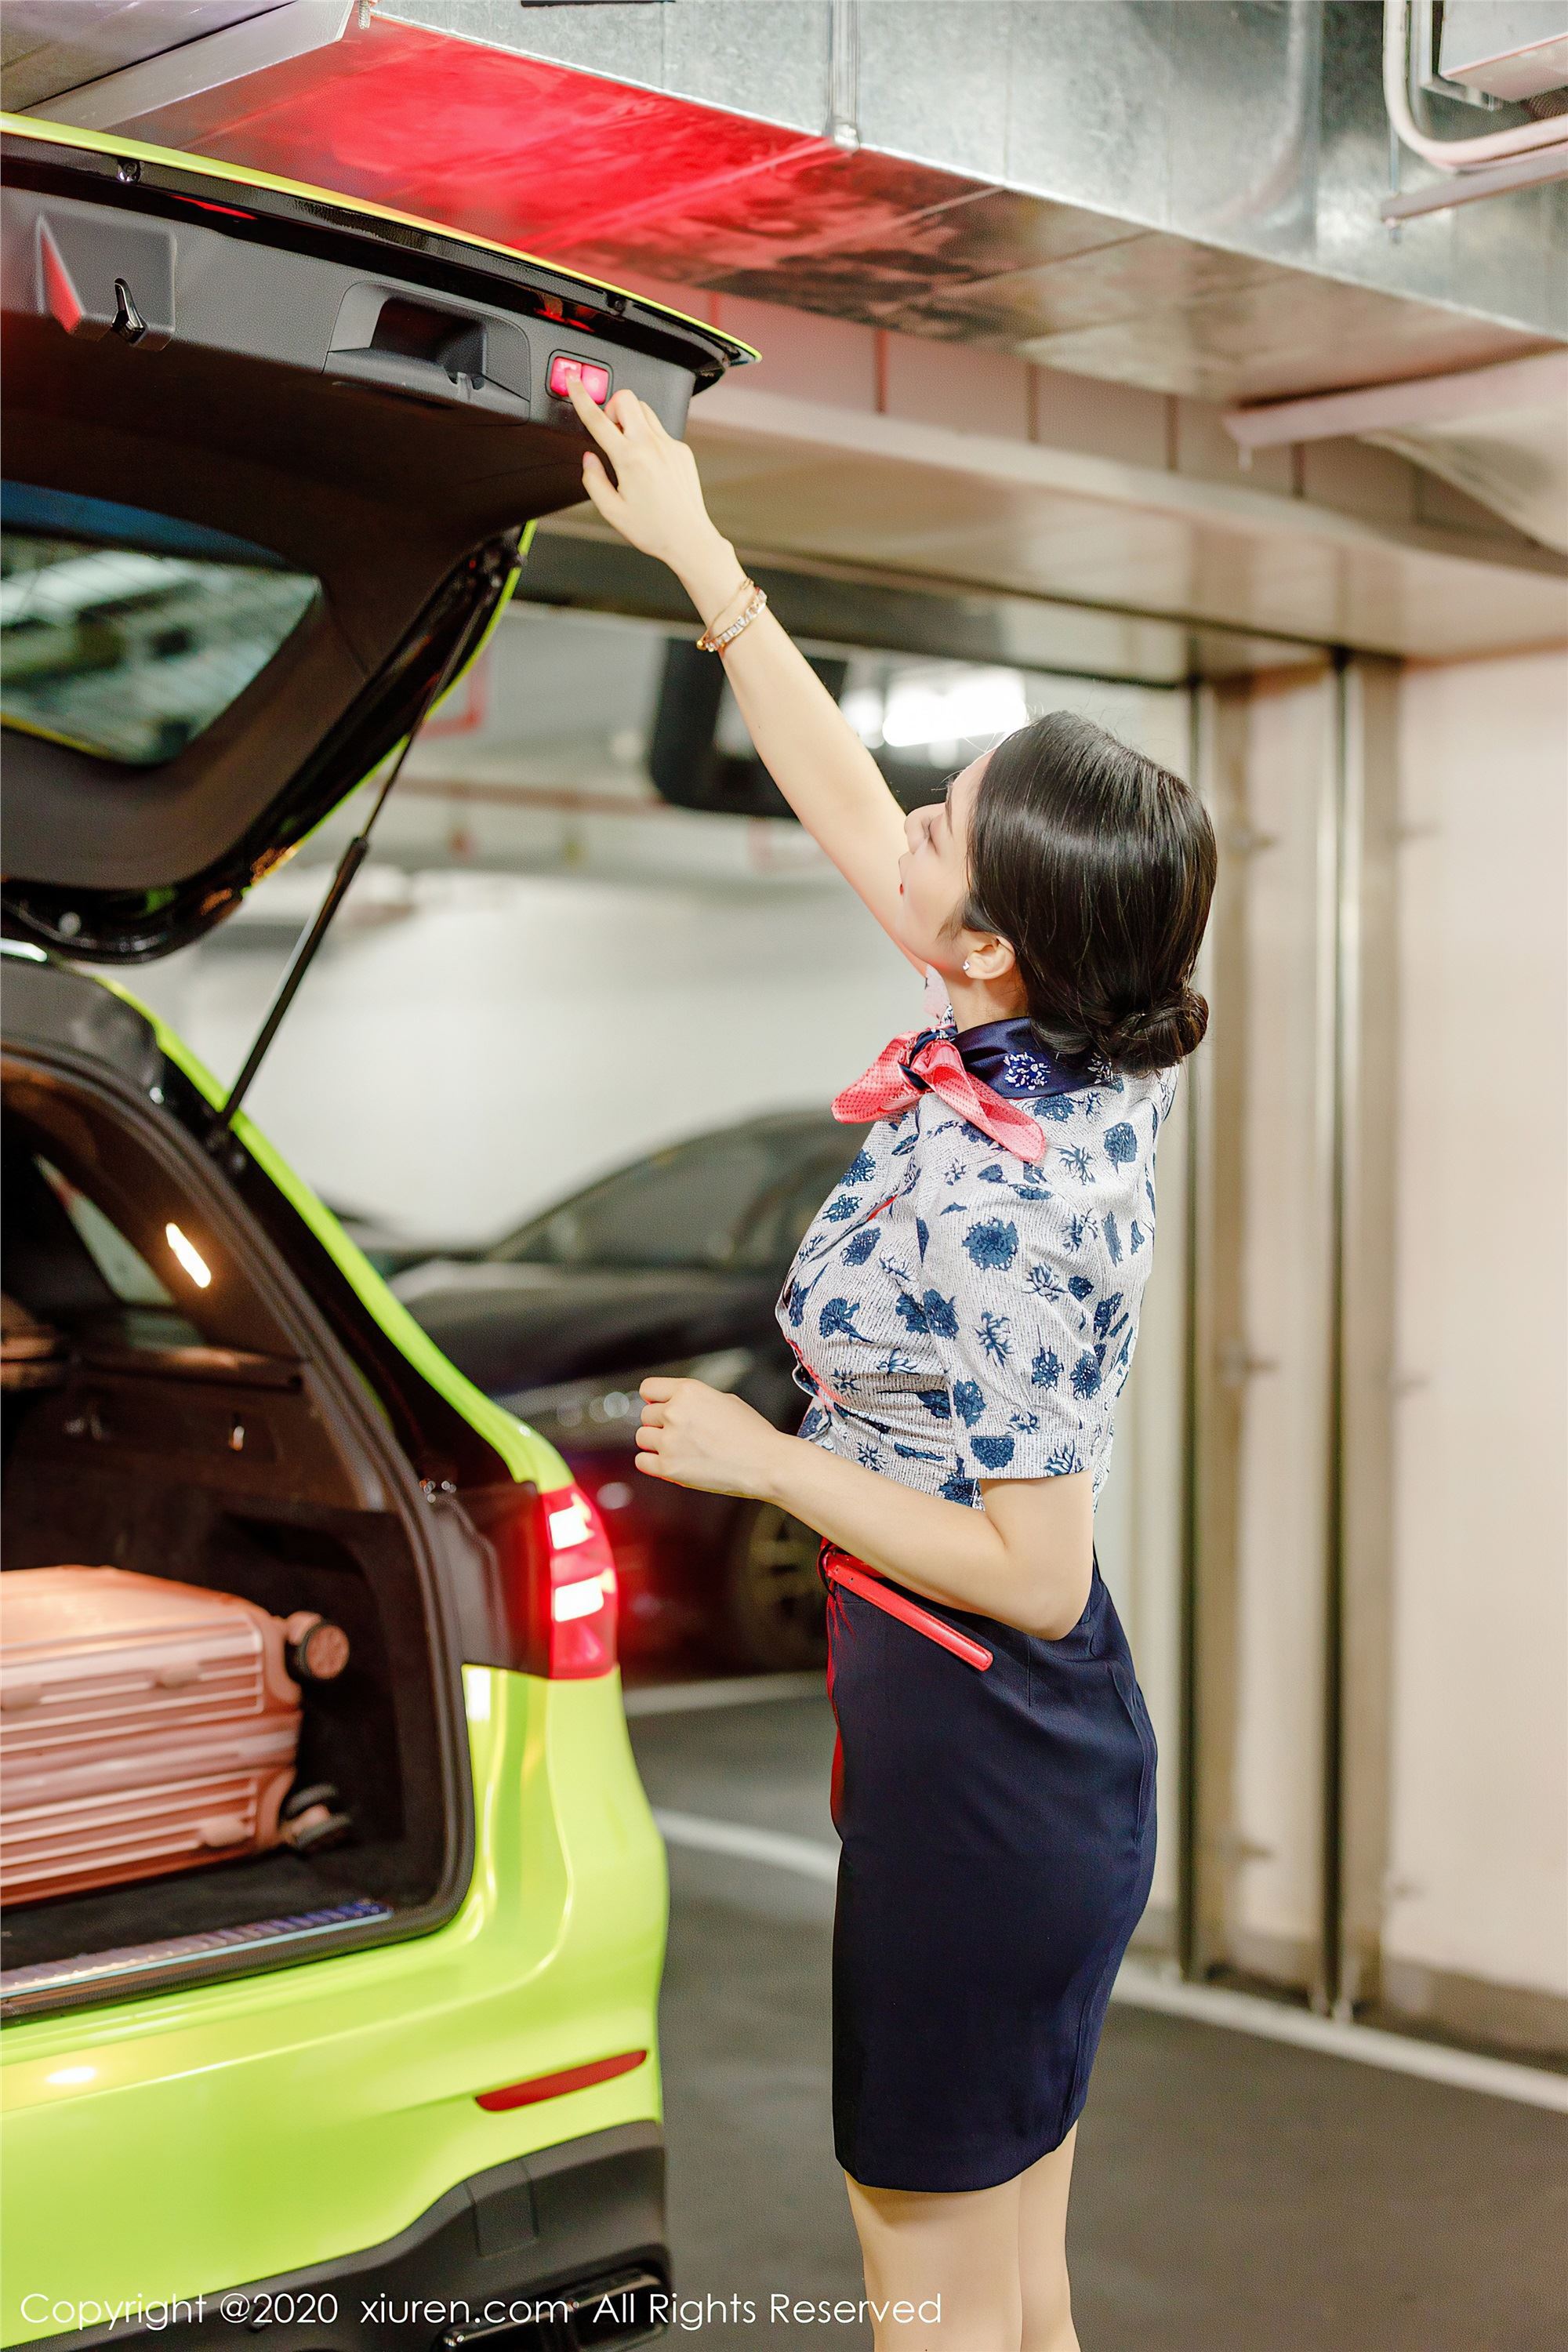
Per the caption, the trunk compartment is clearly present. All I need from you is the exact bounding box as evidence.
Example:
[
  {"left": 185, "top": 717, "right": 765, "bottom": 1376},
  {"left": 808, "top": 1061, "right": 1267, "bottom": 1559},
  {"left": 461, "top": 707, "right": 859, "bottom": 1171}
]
[{"left": 1, "top": 964, "right": 485, "bottom": 2016}]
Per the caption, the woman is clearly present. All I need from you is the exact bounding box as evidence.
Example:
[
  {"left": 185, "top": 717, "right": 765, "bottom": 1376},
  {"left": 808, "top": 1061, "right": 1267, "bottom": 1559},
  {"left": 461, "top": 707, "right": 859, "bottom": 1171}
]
[{"left": 566, "top": 379, "right": 1215, "bottom": 2351}]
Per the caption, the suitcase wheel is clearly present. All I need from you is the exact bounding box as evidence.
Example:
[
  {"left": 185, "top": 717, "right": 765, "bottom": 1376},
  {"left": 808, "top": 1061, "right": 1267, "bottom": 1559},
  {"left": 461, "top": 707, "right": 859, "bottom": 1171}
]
[
  {"left": 281, "top": 1803, "right": 354, "bottom": 1856},
  {"left": 280, "top": 1781, "right": 353, "bottom": 1855},
  {"left": 281, "top": 1780, "right": 339, "bottom": 1821},
  {"left": 284, "top": 1612, "right": 352, "bottom": 1683}
]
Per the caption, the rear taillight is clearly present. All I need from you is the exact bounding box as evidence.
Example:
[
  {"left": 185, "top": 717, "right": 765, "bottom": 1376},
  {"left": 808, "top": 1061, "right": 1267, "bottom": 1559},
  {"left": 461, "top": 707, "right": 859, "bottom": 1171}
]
[
  {"left": 454, "top": 1479, "right": 619, "bottom": 1679},
  {"left": 539, "top": 1483, "right": 619, "bottom": 1679},
  {"left": 543, "top": 1477, "right": 620, "bottom": 1684}
]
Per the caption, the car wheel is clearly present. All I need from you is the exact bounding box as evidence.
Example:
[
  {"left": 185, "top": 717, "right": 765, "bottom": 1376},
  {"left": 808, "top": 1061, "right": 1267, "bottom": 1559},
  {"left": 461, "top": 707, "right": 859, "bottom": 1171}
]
[{"left": 720, "top": 1499, "right": 827, "bottom": 1671}]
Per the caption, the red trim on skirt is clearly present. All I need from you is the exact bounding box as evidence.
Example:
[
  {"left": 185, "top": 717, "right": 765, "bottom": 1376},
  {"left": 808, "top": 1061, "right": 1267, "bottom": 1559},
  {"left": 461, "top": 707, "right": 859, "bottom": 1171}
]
[{"left": 820, "top": 1547, "right": 993, "bottom": 1670}]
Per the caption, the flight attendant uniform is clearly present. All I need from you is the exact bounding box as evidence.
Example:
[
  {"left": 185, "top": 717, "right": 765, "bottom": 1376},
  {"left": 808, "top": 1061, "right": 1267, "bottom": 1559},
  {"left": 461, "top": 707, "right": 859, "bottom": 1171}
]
[{"left": 777, "top": 1010, "right": 1169, "bottom": 2194}]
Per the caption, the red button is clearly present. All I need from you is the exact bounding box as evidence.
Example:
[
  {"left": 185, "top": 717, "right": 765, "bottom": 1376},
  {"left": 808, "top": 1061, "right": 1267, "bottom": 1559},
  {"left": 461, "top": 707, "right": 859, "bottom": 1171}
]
[{"left": 548, "top": 353, "right": 611, "bottom": 405}]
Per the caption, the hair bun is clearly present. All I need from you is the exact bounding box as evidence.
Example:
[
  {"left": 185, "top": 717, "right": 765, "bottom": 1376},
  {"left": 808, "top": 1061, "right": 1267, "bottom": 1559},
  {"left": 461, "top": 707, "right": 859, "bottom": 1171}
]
[{"left": 1096, "top": 989, "right": 1208, "bottom": 1076}]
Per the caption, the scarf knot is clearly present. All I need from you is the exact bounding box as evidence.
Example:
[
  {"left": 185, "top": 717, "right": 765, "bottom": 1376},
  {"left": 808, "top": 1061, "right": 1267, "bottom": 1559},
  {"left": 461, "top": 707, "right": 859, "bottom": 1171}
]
[{"left": 831, "top": 1026, "right": 1047, "bottom": 1163}]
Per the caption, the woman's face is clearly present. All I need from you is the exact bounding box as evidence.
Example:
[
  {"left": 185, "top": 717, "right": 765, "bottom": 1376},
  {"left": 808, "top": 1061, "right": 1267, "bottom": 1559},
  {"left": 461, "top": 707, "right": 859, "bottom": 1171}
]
[{"left": 895, "top": 750, "right": 988, "bottom": 971}]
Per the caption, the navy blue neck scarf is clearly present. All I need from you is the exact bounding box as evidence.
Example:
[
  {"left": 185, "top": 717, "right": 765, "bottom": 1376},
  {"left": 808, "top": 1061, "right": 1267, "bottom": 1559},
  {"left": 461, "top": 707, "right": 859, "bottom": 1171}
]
[{"left": 951, "top": 1016, "right": 1100, "bottom": 1100}]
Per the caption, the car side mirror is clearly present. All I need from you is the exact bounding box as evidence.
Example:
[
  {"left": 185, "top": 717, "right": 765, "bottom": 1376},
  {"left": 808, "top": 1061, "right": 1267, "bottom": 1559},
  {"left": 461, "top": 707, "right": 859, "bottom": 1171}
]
[{"left": 647, "top": 640, "right": 947, "bottom": 820}]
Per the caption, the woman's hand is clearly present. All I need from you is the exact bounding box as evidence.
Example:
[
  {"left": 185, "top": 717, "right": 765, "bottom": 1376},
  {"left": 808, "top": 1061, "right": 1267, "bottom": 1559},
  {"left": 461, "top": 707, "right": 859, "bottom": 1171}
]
[
  {"left": 635, "top": 1376, "right": 788, "bottom": 1500},
  {"left": 567, "top": 377, "right": 743, "bottom": 615}
]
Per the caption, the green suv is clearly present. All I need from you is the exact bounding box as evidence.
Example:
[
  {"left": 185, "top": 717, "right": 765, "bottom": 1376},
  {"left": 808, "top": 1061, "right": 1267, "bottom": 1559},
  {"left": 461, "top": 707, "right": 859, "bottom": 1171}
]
[{"left": 0, "top": 114, "right": 747, "bottom": 2352}]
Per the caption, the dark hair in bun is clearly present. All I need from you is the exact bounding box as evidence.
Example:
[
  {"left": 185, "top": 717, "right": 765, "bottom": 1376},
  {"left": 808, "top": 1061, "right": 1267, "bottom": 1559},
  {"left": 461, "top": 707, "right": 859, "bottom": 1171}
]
[
  {"left": 1094, "top": 993, "right": 1210, "bottom": 1076},
  {"left": 960, "top": 712, "right": 1217, "bottom": 1078}
]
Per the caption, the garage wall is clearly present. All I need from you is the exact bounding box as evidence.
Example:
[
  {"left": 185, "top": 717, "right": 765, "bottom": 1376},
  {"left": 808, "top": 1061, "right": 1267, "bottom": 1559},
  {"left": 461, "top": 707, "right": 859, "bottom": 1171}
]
[{"left": 1385, "top": 646, "right": 1568, "bottom": 2038}]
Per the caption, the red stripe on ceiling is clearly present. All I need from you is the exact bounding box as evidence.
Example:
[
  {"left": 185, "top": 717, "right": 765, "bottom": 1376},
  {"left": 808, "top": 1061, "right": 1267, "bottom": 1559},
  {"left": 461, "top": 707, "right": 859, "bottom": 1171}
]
[
  {"left": 134, "top": 17, "right": 989, "bottom": 304},
  {"left": 170, "top": 24, "right": 829, "bottom": 252}
]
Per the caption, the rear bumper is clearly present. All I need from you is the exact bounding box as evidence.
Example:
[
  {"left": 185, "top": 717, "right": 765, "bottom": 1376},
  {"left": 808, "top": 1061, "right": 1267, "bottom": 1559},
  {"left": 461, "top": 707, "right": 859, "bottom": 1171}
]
[
  {"left": 16, "top": 2125, "right": 666, "bottom": 2352},
  {"left": 2, "top": 1673, "right": 669, "bottom": 2350}
]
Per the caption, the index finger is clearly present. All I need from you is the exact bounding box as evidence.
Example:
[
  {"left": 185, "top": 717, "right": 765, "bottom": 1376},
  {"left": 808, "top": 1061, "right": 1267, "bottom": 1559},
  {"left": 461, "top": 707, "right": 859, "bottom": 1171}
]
[
  {"left": 566, "top": 372, "right": 620, "bottom": 452},
  {"left": 640, "top": 1375, "right": 679, "bottom": 1403}
]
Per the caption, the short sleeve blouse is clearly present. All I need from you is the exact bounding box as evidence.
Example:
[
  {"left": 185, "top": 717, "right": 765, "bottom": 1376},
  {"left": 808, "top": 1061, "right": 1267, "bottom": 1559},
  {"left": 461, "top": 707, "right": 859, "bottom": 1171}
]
[{"left": 776, "top": 1021, "right": 1178, "bottom": 1507}]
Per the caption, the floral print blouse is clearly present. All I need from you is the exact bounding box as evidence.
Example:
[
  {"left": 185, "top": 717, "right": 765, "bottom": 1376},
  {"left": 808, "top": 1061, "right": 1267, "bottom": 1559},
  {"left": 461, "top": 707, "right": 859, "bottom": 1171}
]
[{"left": 776, "top": 1012, "right": 1178, "bottom": 1508}]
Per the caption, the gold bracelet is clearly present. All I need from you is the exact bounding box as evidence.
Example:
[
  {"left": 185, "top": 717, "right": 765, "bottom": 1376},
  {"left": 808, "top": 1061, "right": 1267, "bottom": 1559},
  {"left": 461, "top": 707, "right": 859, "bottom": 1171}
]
[
  {"left": 696, "top": 575, "right": 752, "bottom": 641},
  {"left": 695, "top": 581, "right": 767, "bottom": 654}
]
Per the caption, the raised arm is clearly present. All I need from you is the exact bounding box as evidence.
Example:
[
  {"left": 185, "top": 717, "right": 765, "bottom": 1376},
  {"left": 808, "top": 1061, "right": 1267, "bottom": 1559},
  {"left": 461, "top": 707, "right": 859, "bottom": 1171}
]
[{"left": 567, "top": 379, "right": 916, "bottom": 963}]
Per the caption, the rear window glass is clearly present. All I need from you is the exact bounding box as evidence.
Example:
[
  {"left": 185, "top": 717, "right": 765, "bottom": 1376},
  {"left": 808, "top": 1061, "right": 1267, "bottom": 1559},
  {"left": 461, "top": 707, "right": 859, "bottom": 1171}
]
[{"left": 0, "top": 484, "right": 319, "bottom": 767}]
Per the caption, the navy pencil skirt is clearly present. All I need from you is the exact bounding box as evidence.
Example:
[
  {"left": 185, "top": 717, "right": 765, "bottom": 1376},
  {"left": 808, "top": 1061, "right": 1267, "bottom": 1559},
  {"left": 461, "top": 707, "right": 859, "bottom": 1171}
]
[{"left": 820, "top": 1545, "right": 1157, "bottom": 2194}]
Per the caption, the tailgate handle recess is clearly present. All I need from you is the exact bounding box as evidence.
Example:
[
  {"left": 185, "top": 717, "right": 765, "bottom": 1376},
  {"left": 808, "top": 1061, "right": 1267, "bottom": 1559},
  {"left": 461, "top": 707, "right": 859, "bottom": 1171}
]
[{"left": 326, "top": 288, "right": 529, "bottom": 417}]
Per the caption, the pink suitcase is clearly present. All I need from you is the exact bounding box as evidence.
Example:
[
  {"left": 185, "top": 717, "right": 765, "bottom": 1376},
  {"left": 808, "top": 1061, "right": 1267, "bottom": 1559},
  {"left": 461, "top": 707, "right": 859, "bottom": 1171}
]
[{"left": 0, "top": 1565, "right": 350, "bottom": 1906}]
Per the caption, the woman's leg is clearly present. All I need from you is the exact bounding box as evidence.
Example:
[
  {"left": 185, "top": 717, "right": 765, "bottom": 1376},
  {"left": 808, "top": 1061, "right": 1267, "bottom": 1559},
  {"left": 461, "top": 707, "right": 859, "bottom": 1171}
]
[
  {"left": 1015, "top": 2126, "right": 1080, "bottom": 2352},
  {"left": 843, "top": 2169, "right": 1025, "bottom": 2352}
]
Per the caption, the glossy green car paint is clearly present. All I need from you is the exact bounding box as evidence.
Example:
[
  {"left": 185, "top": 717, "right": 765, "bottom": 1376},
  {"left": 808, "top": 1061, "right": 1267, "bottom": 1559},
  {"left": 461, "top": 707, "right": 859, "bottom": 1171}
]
[
  {"left": 0, "top": 991, "right": 668, "bottom": 2347},
  {"left": 2, "top": 1669, "right": 668, "bottom": 2342}
]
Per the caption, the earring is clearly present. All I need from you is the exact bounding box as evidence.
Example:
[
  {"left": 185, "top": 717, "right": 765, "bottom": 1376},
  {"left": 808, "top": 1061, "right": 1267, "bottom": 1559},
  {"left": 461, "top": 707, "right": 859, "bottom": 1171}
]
[{"left": 961, "top": 956, "right": 975, "bottom": 976}]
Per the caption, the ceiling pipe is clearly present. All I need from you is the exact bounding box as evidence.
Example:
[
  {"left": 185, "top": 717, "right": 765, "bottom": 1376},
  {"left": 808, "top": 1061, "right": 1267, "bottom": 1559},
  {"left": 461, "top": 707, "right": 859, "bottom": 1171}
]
[
  {"left": 1381, "top": 144, "right": 1568, "bottom": 219},
  {"left": 1222, "top": 349, "right": 1568, "bottom": 448},
  {"left": 1383, "top": 0, "right": 1568, "bottom": 171}
]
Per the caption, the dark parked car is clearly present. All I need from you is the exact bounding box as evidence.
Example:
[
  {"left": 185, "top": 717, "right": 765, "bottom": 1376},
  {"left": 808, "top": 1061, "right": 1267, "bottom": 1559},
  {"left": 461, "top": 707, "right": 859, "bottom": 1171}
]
[{"left": 395, "top": 1112, "right": 869, "bottom": 1669}]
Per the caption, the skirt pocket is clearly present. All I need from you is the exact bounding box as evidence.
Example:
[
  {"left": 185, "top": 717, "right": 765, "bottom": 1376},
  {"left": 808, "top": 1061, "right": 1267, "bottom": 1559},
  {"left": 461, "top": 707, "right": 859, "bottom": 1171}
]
[{"left": 1108, "top": 1661, "right": 1157, "bottom": 1835}]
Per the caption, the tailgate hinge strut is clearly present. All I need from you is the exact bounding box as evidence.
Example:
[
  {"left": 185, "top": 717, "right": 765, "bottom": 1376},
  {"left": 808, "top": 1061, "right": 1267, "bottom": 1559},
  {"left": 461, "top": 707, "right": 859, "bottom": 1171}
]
[{"left": 211, "top": 639, "right": 465, "bottom": 1144}]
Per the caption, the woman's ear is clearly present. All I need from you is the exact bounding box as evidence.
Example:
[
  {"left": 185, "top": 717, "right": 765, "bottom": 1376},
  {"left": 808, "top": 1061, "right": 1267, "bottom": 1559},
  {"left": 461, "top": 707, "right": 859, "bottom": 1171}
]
[{"left": 958, "top": 932, "right": 1018, "bottom": 982}]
